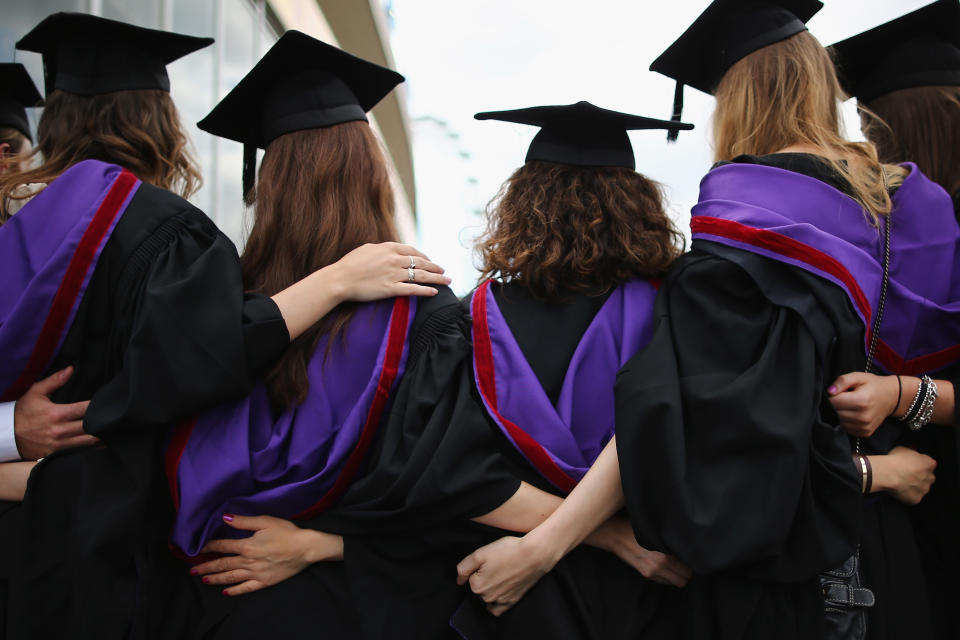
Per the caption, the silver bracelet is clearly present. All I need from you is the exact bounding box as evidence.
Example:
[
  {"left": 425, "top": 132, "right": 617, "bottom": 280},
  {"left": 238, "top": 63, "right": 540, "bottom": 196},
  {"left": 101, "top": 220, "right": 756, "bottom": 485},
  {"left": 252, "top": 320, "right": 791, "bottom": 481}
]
[
  {"left": 908, "top": 375, "right": 938, "bottom": 431},
  {"left": 899, "top": 377, "right": 925, "bottom": 423}
]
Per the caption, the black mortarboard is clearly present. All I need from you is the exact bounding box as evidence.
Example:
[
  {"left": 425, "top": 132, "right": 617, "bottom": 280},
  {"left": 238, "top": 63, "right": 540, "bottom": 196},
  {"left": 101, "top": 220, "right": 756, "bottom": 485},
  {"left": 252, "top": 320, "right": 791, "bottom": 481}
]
[
  {"left": 650, "top": 0, "right": 823, "bottom": 140},
  {"left": 473, "top": 101, "right": 693, "bottom": 170},
  {"left": 197, "top": 30, "right": 404, "bottom": 198},
  {"left": 830, "top": 0, "right": 960, "bottom": 103},
  {"left": 0, "top": 64, "right": 43, "bottom": 142},
  {"left": 16, "top": 12, "right": 213, "bottom": 96}
]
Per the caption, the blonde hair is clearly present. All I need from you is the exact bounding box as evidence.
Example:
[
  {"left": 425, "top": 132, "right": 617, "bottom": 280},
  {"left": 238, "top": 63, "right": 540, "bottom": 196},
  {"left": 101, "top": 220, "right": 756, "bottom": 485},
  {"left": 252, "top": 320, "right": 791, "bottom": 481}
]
[{"left": 712, "top": 30, "right": 904, "bottom": 221}]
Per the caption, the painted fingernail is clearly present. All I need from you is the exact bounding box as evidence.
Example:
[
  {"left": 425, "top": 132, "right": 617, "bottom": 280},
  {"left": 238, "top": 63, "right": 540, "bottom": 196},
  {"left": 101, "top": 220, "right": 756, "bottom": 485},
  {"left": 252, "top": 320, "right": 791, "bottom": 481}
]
[
  {"left": 189, "top": 568, "right": 198, "bottom": 576},
  {"left": 201, "top": 576, "right": 209, "bottom": 584},
  {"left": 828, "top": 385, "right": 838, "bottom": 394},
  {"left": 222, "top": 589, "right": 230, "bottom": 596},
  {"left": 223, "top": 513, "right": 234, "bottom": 522}
]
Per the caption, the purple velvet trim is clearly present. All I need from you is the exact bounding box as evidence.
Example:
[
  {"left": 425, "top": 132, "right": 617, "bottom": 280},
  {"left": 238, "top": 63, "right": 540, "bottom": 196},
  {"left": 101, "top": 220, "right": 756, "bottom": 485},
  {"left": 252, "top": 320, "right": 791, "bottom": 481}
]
[
  {"left": 0, "top": 160, "right": 137, "bottom": 394},
  {"left": 473, "top": 280, "right": 657, "bottom": 484},
  {"left": 691, "top": 162, "right": 960, "bottom": 372},
  {"left": 170, "top": 297, "right": 415, "bottom": 557}
]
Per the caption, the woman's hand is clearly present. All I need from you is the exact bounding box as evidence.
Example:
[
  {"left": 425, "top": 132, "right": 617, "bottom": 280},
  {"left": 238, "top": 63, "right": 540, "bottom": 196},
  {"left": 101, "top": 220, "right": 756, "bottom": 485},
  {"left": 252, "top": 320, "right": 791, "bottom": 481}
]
[
  {"left": 191, "top": 514, "right": 344, "bottom": 596},
  {"left": 828, "top": 372, "right": 900, "bottom": 438},
  {"left": 273, "top": 242, "right": 451, "bottom": 340},
  {"left": 589, "top": 516, "right": 691, "bottom": 587},
  {"left": 326, "top": 242, "right": 450, "bottom": 302},
  {"left": 456, "top": 533, "right": 561, "bottom": 617},
  {"left": 871, "top": 446, "right": 937, "bottom": 505}
]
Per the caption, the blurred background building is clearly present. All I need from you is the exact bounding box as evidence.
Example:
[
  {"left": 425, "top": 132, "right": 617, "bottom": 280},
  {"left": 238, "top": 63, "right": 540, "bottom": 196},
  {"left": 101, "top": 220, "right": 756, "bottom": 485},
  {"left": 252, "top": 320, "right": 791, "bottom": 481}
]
[{"left": 1, "top": 0, "right": 417, "bottom": 247}]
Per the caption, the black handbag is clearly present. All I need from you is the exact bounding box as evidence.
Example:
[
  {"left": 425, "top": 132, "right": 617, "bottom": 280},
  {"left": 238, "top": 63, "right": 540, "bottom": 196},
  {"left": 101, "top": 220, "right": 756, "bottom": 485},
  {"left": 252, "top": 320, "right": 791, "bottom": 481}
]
[
  {"left": 820, "top": 549, "right": 875, "bottom": 639},
  {"left": 817, "top": 211, "right": 891, "bottom": 640}
]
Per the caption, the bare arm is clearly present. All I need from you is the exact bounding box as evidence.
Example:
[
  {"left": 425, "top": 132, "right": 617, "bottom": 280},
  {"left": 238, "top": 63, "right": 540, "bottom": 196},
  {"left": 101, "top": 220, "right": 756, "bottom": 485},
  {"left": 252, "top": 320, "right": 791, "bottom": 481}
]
[
  {"left": 272, "top": 243, "right": 449, "bottom": 340},
  {"left": 0, "top": 461, "right": 37, "bottom": 501},
  {"left": 470, "top": 476, "right": 690, "bottom": 591},
  {"left": 456, "top": 438, "right": 640, "bottom": 614}
]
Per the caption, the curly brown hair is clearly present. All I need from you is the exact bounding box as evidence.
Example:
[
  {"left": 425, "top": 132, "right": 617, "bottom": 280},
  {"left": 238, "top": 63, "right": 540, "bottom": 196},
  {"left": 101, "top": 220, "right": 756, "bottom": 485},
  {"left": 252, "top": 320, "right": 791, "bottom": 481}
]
[
  {"left": 0, "top": 89, "right": 201, "bottom": 220},
  {"left": 476, "top": 161, "right": 683, "bottom": 299}
]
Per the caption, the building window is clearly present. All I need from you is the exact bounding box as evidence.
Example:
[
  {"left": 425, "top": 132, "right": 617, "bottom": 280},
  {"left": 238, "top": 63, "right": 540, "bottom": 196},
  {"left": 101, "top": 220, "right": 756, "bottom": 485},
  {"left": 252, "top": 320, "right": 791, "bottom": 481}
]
[{"left": 8, "top": 0, "right": 280, "bottom": 248}]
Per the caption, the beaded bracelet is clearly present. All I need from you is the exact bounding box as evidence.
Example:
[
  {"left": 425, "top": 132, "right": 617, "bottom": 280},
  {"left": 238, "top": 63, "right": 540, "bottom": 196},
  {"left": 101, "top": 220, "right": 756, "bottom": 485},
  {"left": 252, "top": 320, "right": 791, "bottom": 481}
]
[
  {"left": 900, "top": 376, "right": 927, "bottom": 425},
  {"left": 908, "top": 375, "right": 938, "bottom": 431}
]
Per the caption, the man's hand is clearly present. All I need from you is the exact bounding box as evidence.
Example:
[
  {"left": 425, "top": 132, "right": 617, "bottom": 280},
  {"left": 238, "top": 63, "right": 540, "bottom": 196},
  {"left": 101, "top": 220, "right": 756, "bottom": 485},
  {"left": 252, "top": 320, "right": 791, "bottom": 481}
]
[{"left": 14, "top": 366, "right": 96, "bottom": 460}]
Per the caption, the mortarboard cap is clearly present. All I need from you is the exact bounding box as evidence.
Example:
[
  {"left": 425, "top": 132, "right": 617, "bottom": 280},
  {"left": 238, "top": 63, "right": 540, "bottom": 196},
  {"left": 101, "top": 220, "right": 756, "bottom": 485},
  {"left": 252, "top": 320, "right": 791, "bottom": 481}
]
[
  {"left": 0, "top": 64, "right": 43, "bottom": 142},
  {"left": 197, "top": 30, "right": 404, "bottom": 198},
  {"left": 830, "top": 0, "right": 960, "bottom": 103},
  {"left": 16, "top": 12, "right": 213, "bottom": 97},
  {"left": 650, "top": 0, "right": 823, "bottom": 140},
  {"left": 474, "top": 101, "right": 694, "bottom": 170}
]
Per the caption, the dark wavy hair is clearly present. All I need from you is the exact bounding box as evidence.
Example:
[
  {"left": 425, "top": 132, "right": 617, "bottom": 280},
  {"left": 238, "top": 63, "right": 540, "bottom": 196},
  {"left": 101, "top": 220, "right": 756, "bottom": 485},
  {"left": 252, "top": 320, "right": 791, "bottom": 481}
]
[
  {"left": 475, "top": 161, "right": 683, "bottom": 299},
  {"left": 0, "top": 89, "right": 201, "bottom": 220},
  {"left": 241, "top": 121, "right": 397, "bottom": 412}
]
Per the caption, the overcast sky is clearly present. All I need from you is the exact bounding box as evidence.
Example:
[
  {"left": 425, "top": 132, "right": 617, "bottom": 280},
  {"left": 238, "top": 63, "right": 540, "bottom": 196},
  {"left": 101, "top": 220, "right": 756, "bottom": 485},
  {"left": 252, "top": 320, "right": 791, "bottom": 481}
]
[{"left": 389, "top": 0, "right": 929, "bottom": 293}]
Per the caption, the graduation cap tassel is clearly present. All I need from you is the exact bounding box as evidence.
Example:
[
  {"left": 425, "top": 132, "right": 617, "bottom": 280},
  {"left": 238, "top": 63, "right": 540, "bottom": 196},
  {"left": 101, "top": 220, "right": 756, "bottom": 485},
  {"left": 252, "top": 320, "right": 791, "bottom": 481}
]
[
  {"left": 667, "top": 81, "right": 684, "bottom": 143},
  {"left": 242, "top": 142, "right": 256, "bottom": 202}
]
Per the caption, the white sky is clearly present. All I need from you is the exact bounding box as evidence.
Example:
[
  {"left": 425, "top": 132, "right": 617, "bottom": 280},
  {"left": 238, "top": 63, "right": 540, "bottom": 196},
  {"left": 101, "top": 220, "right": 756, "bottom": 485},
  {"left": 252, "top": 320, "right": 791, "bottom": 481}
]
[{"left": 388, "top": 0, "right": 929, "bottom": 293}]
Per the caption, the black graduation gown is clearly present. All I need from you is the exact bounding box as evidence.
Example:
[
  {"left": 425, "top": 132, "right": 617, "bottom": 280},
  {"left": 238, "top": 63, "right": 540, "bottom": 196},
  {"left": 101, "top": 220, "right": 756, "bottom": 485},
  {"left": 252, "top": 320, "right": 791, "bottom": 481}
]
[
  {"left": 187, "top": 286, "right": 523, "bottom": 640},
  {"left": 616, "top": 243, "right": 865, "bottom": 640},
  {"left": 910, "top": 188, "right": 960, "bottom": 640},
  {"left": 615, "top": 153, "right": 933, "bottom": 640},
  {"left": 309, "top": 283, "right": 670, "bottom": 640},
  {"left": 1, "top": 182, "right": 288, "bottom": 640}
]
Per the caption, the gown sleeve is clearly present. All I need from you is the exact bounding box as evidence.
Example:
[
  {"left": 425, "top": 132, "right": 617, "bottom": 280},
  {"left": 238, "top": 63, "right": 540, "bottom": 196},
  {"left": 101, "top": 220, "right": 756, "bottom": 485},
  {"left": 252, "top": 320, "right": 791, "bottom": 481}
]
[
  {"left": 302, "top": 292, "right": 521, "bottom": 535},
  {"left": 83, "top": 208, "right": 288, "bottom": 436},
  {"left": 615, "top": 246, "right": 863, "bottom": 582}
]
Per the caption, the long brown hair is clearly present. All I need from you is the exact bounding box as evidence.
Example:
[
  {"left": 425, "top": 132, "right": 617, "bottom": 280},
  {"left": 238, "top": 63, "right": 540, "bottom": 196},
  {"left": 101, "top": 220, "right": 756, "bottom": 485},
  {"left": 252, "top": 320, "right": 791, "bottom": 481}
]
[
  {"left": 242, "top": 121, "right": 397, "bottom": 412},
  {"left": 860, "top": 85, "right": 960, "bottom": 199},
  {"left": 0, "top": 89, "right": 201, "bottom": 220},
  {"left": 476, "top": 161, "right": 683, "bottom": 299},
  {"left": 712, "top": 30, "right": 904, "bottom": 221}
]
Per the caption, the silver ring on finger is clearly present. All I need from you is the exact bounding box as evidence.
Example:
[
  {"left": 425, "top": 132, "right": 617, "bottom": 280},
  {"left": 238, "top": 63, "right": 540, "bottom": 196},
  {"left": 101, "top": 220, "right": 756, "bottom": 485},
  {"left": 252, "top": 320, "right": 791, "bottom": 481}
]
[
  {"left": 409, "top": 255, "right": 416, "bottom": 270},
  {"left": 408, "top": 266, "right": 416, "bottom": 282}
]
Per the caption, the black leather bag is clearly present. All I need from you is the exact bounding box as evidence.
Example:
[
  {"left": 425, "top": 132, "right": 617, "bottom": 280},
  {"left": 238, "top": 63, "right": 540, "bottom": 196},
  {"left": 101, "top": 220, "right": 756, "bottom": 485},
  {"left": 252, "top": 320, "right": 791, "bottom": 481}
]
[{"left": 820, "top": 550, "right": 875, "bottom": 640}]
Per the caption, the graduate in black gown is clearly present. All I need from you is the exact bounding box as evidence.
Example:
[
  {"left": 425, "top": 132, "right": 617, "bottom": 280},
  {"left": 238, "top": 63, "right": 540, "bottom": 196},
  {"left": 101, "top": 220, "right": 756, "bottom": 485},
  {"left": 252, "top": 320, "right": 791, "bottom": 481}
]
[
  {"left": 446, "top": 103, "right": 696, "bottom": 640},
  {"left": 0, "top": 13, "right": 448, "bottom": 640},
  {"left": 456, "top": 2, "right": 960, "bottom": 639},
  {"left": 828, "top": 3, "right": 960, "bottom": 637},
  {"left": 159, "top": 31, "right": 474, "bottom": 639}
]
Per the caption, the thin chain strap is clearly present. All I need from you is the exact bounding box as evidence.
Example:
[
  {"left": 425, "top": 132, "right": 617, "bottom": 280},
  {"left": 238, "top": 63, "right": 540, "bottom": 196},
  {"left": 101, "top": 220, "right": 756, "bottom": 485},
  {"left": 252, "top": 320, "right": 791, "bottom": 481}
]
[{"left": 856, "top": 212, "right": 892, "bottom": 453}]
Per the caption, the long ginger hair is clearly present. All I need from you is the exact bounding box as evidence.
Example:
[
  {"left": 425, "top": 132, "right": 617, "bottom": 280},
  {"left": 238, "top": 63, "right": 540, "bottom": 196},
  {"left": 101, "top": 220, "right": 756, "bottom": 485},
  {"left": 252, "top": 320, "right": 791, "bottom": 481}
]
[
  {"left": 712, "top": 30, "right": 904, "bottom": 221},
  {"left": 476, "top": 161, "right": 683, "bottom": 299},
  {"left": 860, "top": 85, "right": 960, "bottom": 201},
  {"left": 0, "top": 89, "right": 200, "bottom": 220},
  {"left": 241, "top": 121, "right": 398, "bottom": 412}
]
